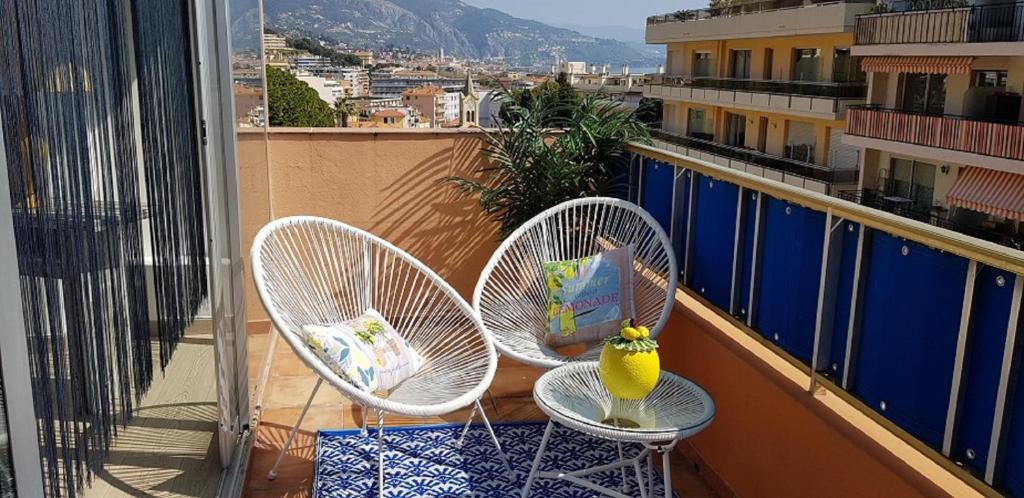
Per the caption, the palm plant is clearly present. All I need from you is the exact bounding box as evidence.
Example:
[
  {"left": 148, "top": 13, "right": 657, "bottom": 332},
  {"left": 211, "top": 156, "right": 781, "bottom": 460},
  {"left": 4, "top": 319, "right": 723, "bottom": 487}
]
[
  {"left": 447, "top": 87, "right": 651, "bottom": 239},
  {"left": 333, "top": 95, "right": 358, "bottom": 127}
]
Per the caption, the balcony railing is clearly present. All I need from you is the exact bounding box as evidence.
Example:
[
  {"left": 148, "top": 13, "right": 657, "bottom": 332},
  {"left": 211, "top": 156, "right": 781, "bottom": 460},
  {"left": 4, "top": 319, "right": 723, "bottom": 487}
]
[
  {"left": 627, "top": 142, "right": 1024, "bottom": 495},
  {"left": 650, "top": 129, "right": 859, "bottom": 186},
  {"left": 847, "top": 105, "right": 1024, "bottom": 161},
  {"left": 855, "top": 2, "right": 1024, "bottom": 44},
  {"left": 838, "top": 189, "right": 1024, "bottom": 250},
  {"left": 647, "top": 0, "right": 871, "bottom": 24},
  {"left": 651, "top": 74, "right": 868, "bottom": 99}
]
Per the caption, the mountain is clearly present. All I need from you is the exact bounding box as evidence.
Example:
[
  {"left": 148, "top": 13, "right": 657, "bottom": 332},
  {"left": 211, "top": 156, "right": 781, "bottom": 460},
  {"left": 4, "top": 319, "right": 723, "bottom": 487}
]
[{"left": 235, "top": 0, "right": 660, "bottom": 68}]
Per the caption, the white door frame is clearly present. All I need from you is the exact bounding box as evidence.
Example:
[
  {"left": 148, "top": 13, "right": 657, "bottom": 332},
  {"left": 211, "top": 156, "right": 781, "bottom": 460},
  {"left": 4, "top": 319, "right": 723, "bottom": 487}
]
[
  {"left": 0, "top": 97, "right": 47, "bottom": 497},
  {"left": 190, "top": 0, "right": 251, "bottom": 472}
]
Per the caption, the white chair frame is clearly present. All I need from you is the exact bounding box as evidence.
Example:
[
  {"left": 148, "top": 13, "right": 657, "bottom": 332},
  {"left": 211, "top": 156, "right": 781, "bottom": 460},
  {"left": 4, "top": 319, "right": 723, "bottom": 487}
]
[
  {"left": 473, "top": 197, "right": 678, "bottom": 369},
  {"left": 251, "top": 216, "right": 508, "bottom": 496}
]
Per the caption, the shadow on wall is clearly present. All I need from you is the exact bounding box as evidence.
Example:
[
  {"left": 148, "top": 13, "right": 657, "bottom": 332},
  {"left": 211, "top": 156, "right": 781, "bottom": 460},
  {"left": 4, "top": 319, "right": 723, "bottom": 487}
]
[
  {"left": 371, "top": 134, "right": 497, "bottom": 299},
  {"left": 237, "top": 129, "right": 500, "bottom": 323}
]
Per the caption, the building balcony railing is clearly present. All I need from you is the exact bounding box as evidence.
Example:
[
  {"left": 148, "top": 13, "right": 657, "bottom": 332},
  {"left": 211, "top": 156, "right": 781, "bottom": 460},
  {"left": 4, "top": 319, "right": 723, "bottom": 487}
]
[
  {"left": 846, "top": 105, "right": 1024, "bottom": 161},
  {"left": 647, "top": 0, "right": 871, "bottom": 24},
  {"left": 838, "top": 189, "right": 1024, "bottom": 250},
  {"left": 650, "top": 74, "right": 868, "bottom": 100},
  {"left": 628, "top": 141, "right": 1024, "bottom": 496},
  {"left": 855, "top": 1, "right": 1024, "bottom": 45},
  {"left": 650, "top": 128, "right": 859, "bottom": 188}
]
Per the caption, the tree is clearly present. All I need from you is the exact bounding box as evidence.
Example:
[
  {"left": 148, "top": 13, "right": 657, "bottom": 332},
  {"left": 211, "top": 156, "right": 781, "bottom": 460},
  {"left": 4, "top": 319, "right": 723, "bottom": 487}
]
[
  {"left": 447, "top": 89, "right": 651, "bottom": 238},
  {"left": 333, "top": 96, "right": 358, "bottom": 128},
  {"left": 266, "top": 66, "right": 335, "bottom": 127},
  {"left": 636, "top": 98, "right": 663, "bottom": 126},
  {"left": 497, "top": 73, "right": 579, "bottom": 127}
]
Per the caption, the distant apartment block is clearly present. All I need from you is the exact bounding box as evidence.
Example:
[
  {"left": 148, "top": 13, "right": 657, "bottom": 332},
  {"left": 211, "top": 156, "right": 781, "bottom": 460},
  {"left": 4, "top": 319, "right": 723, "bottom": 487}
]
[
  {"left": 569, "top": 65, "right": 650, "bottom": 111},
  {"left": 644, "top": 0, "right": 875, "bottom": 194},
  {"left": 295, "top": 72, "right": 351, "bottom": 107},
  {"left": 263, "top": 33, "right": 288, "bottom": 52},
  {"left": 841, "top": 0, "right": 1024, "bottom": 249}
]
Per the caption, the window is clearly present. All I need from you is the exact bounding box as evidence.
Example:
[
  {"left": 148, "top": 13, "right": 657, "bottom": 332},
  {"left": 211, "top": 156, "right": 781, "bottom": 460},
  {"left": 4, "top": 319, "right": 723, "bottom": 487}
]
[
  {"left": 973, "top": 70, "right": 1008, "bottom": 88},
  {"left": 725, "top": 113, "right": 746, "bottom": 147},
  {"left": 832, "top": 48, "right": 864, "bottom": 83},
  {"left": 889, "top": 158, "right": 936, "bottom": 210},
  {"left": 730, "top": 50, "right": 751, "bottom": 79},
  {"left": 899, "top": 73, "right": 946, "bottom": 115},
  {"left": 785, "top": 121, "right": 816, "bottom": 163},
  {"left": 792, "top": 49, "right": 821, "bottom": 82},
  {"left": 687, "top": 108, "right": 712, "bottom": 140},
  {"left": 693, "top": 52, "right": 713, "bottom": 78}
]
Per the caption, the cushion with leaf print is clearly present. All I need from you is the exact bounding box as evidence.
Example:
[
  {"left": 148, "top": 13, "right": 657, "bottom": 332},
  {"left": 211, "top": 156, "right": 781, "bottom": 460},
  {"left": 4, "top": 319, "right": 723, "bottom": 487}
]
[
  {"left": 301, "top": 309, "right": 421, "bottom": 392},
  {"left": 542, "top": 245, "right": 635, "bottom": 347}
]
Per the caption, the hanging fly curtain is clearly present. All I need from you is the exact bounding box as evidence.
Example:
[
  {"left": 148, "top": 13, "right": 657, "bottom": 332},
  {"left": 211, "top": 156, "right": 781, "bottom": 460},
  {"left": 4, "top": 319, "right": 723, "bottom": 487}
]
[{"left": 0, "top": 0, "right": 207, "bottom": 496}]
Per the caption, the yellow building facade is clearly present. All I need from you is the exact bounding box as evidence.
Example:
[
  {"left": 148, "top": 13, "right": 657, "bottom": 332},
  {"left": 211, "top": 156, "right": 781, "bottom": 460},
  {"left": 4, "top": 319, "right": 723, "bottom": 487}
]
[{"left": 645, "top": 1, "right": 874, "bottom": 193}]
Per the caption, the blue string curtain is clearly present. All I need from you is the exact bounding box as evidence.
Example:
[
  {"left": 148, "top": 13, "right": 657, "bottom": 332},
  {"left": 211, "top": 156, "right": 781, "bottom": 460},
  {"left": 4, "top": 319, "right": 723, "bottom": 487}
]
[
  {"left": 0, "top": 0, "right": 207, "bottom": 496},
  {"left": 132, "top": 0, "right": 208, "bottom": 367}
]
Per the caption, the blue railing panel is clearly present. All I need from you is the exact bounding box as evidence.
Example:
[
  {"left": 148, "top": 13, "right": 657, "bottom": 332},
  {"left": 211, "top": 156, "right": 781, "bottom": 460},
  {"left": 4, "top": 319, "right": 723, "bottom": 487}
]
[
  {"left": 955, "top": 269, "right": 1016, "bottom": 475},
  {"left": 672, "top": 170, "right": 694, "bottom": 282},
  {"left": 853, "top": 234, "right": 969, "bottom": 449},
  {"left": 736, "top": 191, "right": 759, "bottom": 321},
  {"left": 641, "top": 159, "right": 674, "bottom": 236},
  {"left": 825, "top": 221, "right": 863, "bottom": 383},
  {"left": 689, "top": 176, "right": 740, "bottom": 311},
  {"left": 754, "top": 199, "right": 826, "bottom": 363}
]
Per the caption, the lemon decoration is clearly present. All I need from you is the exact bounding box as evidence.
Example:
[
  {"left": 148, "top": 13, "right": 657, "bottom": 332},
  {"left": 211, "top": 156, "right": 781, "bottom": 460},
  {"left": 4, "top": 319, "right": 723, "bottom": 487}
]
[{"left": 599, "top": 318, "right": 660, "bottom": 400}]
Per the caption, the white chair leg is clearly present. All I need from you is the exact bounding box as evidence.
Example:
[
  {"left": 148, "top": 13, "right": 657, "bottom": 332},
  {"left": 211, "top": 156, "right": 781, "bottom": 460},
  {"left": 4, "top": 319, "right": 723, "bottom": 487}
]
[
  {"left": 647, "top": 451, "right": 655, "bottom": 498},
  {"left": 521, "top": 420, "right": 554, "bottom": 498},
  {"left": 661, "top": 447, "right": 672, "bottom": 498},
  {"left": 458, "top": 401, "right": 479, "bottom": 445},
  {"left": 376, "top": 409, "right": 386, "bottom": 498},
  {"left": 361, "top": 404, "right": 369, "bottom": 438},
  {"left": 617, "top": 440, "right": 629, "bottom": 493},
  {"left": 475, "top": 399, "right": 515, "bottom": 481},
  {"left": 268, "top": 378, "right": 322, "bottom": 480}
]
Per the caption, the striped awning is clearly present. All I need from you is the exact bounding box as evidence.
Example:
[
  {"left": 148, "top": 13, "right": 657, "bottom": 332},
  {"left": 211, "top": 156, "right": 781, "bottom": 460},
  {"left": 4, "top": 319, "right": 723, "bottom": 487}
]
[
  {"left": 861, "top": 56, "right": 975, "bottom": 75},
  {"left": 946, "top": 167, "right": 1024, "bottom": 221}
]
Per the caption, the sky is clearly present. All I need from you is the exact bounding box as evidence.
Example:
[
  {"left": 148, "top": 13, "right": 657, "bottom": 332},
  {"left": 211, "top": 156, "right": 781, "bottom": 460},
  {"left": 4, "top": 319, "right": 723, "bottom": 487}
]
[{"left": 461, "top": 0, "right": 701, "bottom": 35}]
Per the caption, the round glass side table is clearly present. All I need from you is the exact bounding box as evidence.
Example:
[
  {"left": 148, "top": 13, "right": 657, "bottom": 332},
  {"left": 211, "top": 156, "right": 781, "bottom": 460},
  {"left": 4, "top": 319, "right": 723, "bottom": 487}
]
[{"left": 523, "top": 362, "right": 715, "bottom": 498}]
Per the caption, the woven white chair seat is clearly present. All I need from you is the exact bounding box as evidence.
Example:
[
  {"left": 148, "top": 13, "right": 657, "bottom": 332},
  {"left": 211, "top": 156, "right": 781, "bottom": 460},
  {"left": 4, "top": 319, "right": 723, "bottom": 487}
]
[
  {"left": 252, "top": 216, "right": 497, "bottom": 417},
  {"left": 474, "top": 197, "right": 678, "bottom": 369}
]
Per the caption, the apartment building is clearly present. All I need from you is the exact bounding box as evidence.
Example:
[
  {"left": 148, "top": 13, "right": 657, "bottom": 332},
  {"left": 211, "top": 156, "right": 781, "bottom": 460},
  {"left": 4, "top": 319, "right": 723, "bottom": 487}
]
[
  {"left": 843, "top": 1, "right": 1024, "bottom": 249},
  {"left": 644, "top": 0, "right": 874, "bottom": 194},
  {"left": 571, "top": 66, "right": 650, "bottom": 111},
  {"left": 401, "top": 85, "right": 458, "bottom": 127}
]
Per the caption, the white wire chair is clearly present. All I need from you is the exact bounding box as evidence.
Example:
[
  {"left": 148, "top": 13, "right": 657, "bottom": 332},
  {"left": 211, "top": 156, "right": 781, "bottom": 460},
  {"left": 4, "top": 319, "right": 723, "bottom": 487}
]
[
  {"left": 251, "top": 216, "right": 507, "bottom": 495},
  {"left": 473, "top": 197, "right": 678, "bottom": 369}
]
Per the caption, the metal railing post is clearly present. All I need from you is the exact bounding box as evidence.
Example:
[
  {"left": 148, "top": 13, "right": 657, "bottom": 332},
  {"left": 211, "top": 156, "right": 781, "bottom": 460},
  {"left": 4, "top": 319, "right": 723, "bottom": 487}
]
[{"left": 943, "top": 260, "right": 978, "bottom": 457}]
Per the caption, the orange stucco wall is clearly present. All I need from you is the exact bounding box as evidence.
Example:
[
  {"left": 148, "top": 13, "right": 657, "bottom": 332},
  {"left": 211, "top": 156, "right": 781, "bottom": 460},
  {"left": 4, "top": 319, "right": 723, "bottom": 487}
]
[{"left": 237, "top": 128, "right": 500, "bottom": 323}]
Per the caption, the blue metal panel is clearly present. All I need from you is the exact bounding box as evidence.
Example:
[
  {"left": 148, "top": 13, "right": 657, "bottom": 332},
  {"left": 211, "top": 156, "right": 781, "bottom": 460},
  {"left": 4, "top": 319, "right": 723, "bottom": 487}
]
[
  {"left": 956, "top": 269, "right": 1014, "bottom": 476},
  {"left": 689, "top": 177, "right": 739, "bottom": 311},
  {"left": 853, "top": 234, "right": 968, "bottom": 450},
  {"left": 826, "top": 221, "right": 861, "bottom": 382},
  {"left": 753, "top": 199, "right": 825, "bottom": 363},
  {"left": 641, "top": 159, "right": 674, "bottom": 235},
  {"left": 671, "top": 169, "right": 692, "bottom": 282},
  {"left": 736, "top": 192, "right": 758, "bottom": 320}
]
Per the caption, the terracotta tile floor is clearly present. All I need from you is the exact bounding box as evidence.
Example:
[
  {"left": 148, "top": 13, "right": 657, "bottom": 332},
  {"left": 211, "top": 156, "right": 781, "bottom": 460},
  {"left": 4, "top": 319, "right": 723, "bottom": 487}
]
[{"left": 243, "top": 328, "right": 717, "bottom": 497}]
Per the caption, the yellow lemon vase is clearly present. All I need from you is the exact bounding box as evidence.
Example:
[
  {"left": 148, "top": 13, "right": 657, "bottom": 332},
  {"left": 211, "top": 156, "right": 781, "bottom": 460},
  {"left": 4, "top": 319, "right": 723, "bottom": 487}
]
[{"left": 598, "top": 320, "right": 660, "bottom": 400}]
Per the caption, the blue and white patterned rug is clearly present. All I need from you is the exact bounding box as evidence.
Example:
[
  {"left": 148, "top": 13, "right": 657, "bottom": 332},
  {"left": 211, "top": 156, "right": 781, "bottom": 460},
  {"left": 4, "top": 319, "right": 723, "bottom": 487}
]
[{"left": 314, "top": 421, "right": 678, "bottom": 497}]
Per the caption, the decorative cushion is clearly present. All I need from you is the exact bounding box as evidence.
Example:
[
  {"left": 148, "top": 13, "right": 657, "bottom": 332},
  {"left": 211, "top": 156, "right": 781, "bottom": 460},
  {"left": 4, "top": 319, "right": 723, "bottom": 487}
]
[
  {"left": 543, "top": 245, "right": 635, "bottom": 347},
  {"left": 301, "top": 309, "right": 421, "bottom": 392}
]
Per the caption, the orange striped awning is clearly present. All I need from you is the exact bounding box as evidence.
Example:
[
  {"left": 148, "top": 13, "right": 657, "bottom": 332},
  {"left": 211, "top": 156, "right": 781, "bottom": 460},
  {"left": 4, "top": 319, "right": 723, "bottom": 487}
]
[
  {"left": 861, "top": 56, "right": 975, "bottom": 75},
  {"left": 946, "top": 167, "right": 1024, "bottom": 221}
]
